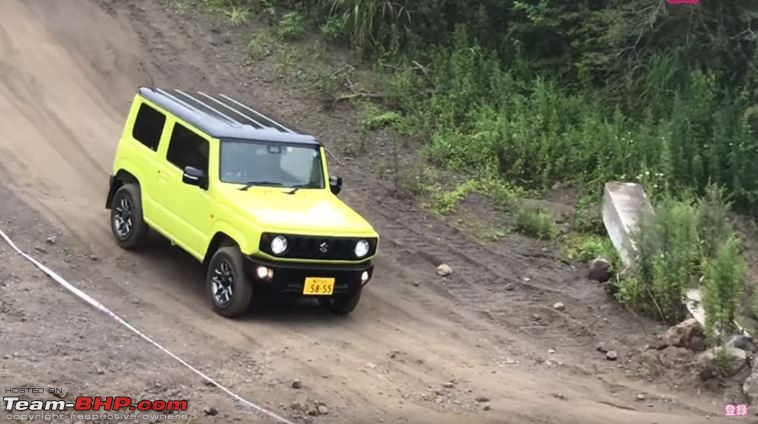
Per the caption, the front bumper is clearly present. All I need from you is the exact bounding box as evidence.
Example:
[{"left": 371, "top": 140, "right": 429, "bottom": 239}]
[{"left": 243, "top": 256, "right": 374, "bottom": 296}]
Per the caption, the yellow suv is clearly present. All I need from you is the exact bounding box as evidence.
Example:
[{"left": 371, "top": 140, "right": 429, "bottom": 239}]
[{"left": 106, "top": 87, "right": 379, "bottom": 317}]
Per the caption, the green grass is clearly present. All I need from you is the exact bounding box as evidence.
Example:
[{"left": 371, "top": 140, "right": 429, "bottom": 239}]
[{"left": 514, "top": 204, "right": 558, "bottom": 240}]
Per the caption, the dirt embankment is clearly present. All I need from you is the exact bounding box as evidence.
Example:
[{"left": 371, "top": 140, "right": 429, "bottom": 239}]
[{"left": 0, "top": 0, "right": 738, "bottom": 423}]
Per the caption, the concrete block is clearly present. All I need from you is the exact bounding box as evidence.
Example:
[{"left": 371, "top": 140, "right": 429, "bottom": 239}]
[{"left": 601, "top": 182, "right": 654, "bottom": 267}]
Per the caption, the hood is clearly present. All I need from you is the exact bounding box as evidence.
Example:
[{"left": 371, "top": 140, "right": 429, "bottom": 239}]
[{"left": 226, "top": 187, "right": 376, "bottom": 236}]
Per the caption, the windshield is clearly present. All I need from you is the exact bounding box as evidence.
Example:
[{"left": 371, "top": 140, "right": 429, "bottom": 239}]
[{"left": 219, "top": 139, "right": 324, "bottom": 188}]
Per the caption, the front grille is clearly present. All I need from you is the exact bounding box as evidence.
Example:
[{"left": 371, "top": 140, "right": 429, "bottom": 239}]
[{"left": 259, "top": 233, "right": 378, "bottom": 260}]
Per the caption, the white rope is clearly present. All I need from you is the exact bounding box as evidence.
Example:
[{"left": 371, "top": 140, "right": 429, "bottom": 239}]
[{"left": 0, "top": 228, "right": 296, "bottom": 424}]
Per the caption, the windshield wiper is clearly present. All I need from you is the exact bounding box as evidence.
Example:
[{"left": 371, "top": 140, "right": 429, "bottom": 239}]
[
  {"left": 239, "top": 181, "right": 282, "bottom": 191},
  {"left": 285, "top": 183, "right": 318, "bottom": 194}
]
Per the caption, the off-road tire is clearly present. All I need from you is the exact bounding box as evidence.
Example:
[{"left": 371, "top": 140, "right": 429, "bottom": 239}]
[
  {"left": 322, "top": 289, "right": 362, "bottom": 316},
  {"left": 206, "top": 246, "right": 253, "bottom": 318},
  {"left": 110, "top": 183, "right": 149, "bottom": 249}
]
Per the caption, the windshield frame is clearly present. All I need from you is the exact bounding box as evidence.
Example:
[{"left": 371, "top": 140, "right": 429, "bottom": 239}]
[{"left": 218, "top": 137, "right": 326, "bottom": 189}]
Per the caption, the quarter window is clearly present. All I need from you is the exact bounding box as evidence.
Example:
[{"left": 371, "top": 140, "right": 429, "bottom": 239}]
[
  {"left": 132, "top": 103, "right": 165, "bottom": 151},
  {"left": 166, "top": 123, "right": 209, "bottom": 174}
]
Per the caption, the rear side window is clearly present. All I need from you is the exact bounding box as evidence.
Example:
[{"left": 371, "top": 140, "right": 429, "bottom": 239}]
[
  {"left": 167, "top": 123, "right": 209, "bottom": 174},
  {"left": 132, "top": 103, "right": 165, "bottom": 151}
]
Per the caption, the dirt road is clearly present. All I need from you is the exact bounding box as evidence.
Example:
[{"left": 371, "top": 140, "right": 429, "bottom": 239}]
[{"left": 0, "top": 1, "right": 734, "bottom": 423}]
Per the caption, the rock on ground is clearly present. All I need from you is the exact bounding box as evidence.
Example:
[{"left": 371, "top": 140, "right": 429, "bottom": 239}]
[
  {"left": 728, "top": 335, "right": 756, "bottom": 353},
  {"left": 743, "top": 366, "right": 758, "bottom": 405},
  {"left": 664, "top": 318, "right": 706, "bottom": 352},
  {"left": 436, "top": 263, "right": 452, "bottom": 277},
  {"left": 698, "top": 346, "right": 747, "bottom": 380},
  {"left": 588, "top": 257, "right": 612, "bottom": 282}
]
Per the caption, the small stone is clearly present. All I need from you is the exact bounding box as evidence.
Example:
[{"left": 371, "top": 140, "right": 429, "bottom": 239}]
[
  {"left": 505, "top": 358, "right": 517, "bottom": 364},
  {"left": 523, "top": 277, "right": 531, "bottom": 282},
  {"left": 34, "top": 245, "right": 46, "bottom": 254},
  {"left": 504, "top": 283, "right": 514, "bottom": 291},
  {"left": 307, "top": 407, "right": 319, "bottom": 416},
  {"left": 413, "top": 281, "right": 420, "bottom": 287},
  {"left": 95, "top": 368, "right": 105, "bottom": 375},
  {"left": 132, "top": 299, "right": 140, "bottom": 305},
  {"left": 728, "top": 334, "right": 756, "bottom": 353},
  {"left": 483, "top": 404, "right": 491, "bottom": 411},
  {"left": 475, "top": 396, "right": 490, "bottom": 403},
  {"left": 548, "top": 349, "right": 556, "bottom": 354},
  {"left": 52, "top": 388, "right": 68, "bottom": 399},
  {"left": 699, "top": 346, "right": 746, "bottom": 379},
  {"left": 46, "top": 236, "right": 56, "bottom": 245},
  {"left": 552, "top": 393, "right": 566, "bottom": 400},
  {"left": 443, "top": 382, "right": 455, "bottom": 389},
  {"left": 317, "top": 405, "right": 329, "bottom": 415},
  {"left": 203, "top": 407, "right": 218, "bottom": 416},
  {"left": 553, "top": 302, "right": 565, "bottom": 311},
  {"left": 436, "top": 264, "right": 452, "bottom": 277},
  {"left": 588, "top": 257, "right": 612, "bottom": 282},
  {"left": 606, "top": 351, "right": 618, "bottom": 361},
  {"left": 636, "top": 394, "right": 645, "bottom": 401},
  {"left": 89, "top": 254, "right": 98, "bottom": 261},
  {"left": 532, "top": 314, "right": 542, "bottom": 322},
  {"left": 596, "top": 342, "right": 609, "bottom": 353},
  {"left": 291, "top": 379, "right": 302, "bottom": 389}
]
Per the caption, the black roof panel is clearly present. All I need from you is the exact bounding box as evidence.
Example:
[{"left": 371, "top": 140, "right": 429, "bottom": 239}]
[{"left": 137, "top": 87, "right": 319, "bottom": 145}]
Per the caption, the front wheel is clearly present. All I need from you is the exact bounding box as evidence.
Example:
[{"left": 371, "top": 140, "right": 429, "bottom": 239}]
[
  {"left": 206, "top": 246, "right": 253, "bottom": 318},
  {"left": 322, "top": 289, "right": 362, "bottom": 316},
  {"left": 110, "top": 183, "right": 149, "bottom": 249}
]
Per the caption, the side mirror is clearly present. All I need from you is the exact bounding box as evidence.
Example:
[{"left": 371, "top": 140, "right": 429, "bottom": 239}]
[
  {"left": 329, "top": 175, "right": 342, "bottom": 195},
  {"left": 183, "top": 166, "right": 207, "bottom": 189}
]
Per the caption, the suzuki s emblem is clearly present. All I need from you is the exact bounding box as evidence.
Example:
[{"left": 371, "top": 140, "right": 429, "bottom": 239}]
[{"left": 319, "top": 242, "right": 329, "bottom": 253}]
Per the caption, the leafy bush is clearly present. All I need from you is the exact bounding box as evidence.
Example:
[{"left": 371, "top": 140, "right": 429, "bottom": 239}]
[
  {"left": 572, "top": 194, "right": 605, "bottom": 235},
  {"left": 696, "top": 185, "right": 733, "bottom": 261},
  {"left": 278, "top": 11, "right": 306, "bottom": 39},
  {"left": 564, "top": 234, "right": 618, "bottom": 264},
  {"left": 617, "top": 198, "right": 699, "bottom": 323},
  {"left": 702, "top": 235, "right": 747, "bottom": 340},
  {"left": 225, "top": 5, "right": 249, "bottom": 27},
  {"left": 361, "top": 111, "right": 401, "bottom": 131},
  {"left": 614, "top": 190, "right": 747, "bottom": 329},
  {"left": 514, "top": 205, "right": 558, "bottom": 240},
  {"left": 430, "top": 180, "right": 480, "bottom": 215}
]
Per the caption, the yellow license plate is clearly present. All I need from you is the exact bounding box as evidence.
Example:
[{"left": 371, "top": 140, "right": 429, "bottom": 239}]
[{"left": 303, "top": 277, "right": 335, "bottom": 295}]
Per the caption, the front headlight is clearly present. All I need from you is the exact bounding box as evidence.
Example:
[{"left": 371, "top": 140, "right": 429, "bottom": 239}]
[
  {"left": 271, "top": 235, "right": 288, "bottom": 255},
  {"left": 355, "top": 239, "right": 370, "bottom": 258}
]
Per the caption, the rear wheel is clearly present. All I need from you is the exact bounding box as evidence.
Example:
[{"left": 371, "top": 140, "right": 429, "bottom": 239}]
[
  {"left": 207, "top": 246, "right": 253, "bottom": 317},
  {"left": 110, "top": 183, "right": 149, "bottom": 249},
  {"left": 322, "top": 289, "right": 362, "bottom": 316}
]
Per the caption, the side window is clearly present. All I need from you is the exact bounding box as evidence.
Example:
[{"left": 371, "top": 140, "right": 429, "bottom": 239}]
[
  {"left": 132, "top": 103, "right": 165, "bottom": 151},
  {"left": 166, "top": 123, "right": 209, "bottom": 174}
]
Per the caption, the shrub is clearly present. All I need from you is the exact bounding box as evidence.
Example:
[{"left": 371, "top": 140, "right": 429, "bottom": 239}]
[
  {"left": 572, "top": 194, "right": 605, "bottom": 235},
  {"left": 430, "top": 180, "right": 480, "bottom": 215},
  {"left": 564, "top": 234, "right": 618, "bottom": 264},
  {"left": 278, "top": 11, "right": 306, "bottom": 39},
  {"left": 618, "top": 198, "right": 699, "bottom": 323},
  {"left": 702, "top": 235, "right": 747, "bottom": 341},
  {"left": 514, "top": 205, "right": 558, "bottom": 240},
  {"left": 696, "top": 185, "right": 733, "bottom": 261}
]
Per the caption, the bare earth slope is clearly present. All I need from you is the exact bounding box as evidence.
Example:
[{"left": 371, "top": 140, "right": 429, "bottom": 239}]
[{"left": 0, "top": 1, "right": 733, "bottom": 423}]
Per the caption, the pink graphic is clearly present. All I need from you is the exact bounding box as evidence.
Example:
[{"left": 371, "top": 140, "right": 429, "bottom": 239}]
[
  {"left": 666, "top": 0, "right": 699, "bottom": 4},
  {"left": 724, "top": 404, "right": 749, "bottom": 417}
]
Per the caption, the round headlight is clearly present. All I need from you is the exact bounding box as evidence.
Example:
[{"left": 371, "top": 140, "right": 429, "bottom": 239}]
[
  {"left": 271, "top": 236, "right": 288, "bottom": 255},
  {"left": 355, "top": 240, "right": 370, "bottom": 258}
]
